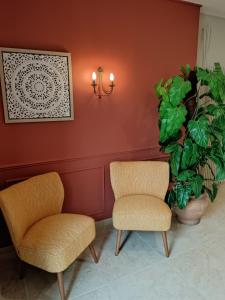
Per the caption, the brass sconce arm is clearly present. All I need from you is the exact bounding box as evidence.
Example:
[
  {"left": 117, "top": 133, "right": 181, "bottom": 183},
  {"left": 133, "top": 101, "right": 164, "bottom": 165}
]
[{"left": 91, "top": 67, "right": 115, "bottom": 99}]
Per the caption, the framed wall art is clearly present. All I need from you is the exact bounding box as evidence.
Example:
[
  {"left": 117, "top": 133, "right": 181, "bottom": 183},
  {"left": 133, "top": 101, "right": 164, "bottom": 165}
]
[{"left": 0, "top": 47, "right": 74, "bottom": 123}]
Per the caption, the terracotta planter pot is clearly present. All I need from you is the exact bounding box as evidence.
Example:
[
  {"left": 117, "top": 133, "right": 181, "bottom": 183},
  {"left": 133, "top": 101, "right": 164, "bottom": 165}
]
[{"left": 174, "top": 193, "right": 209, "bottom": 225}]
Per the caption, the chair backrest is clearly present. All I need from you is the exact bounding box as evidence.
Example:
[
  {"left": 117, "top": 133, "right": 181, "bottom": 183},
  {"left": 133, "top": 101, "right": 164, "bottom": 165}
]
[
  {"left": 0, "top": 172, "right": 64, "bottom": 248},
  {"left": 110, "top": 161, "right": 169, "bottom": 201}
]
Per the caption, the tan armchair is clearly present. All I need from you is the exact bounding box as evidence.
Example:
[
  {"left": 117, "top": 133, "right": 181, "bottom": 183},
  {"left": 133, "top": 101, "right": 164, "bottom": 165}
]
[
  {"left": 110, "top": 161, "right": 172, "bottom": 257},
  {"left": 0, "top": 172, "right": 98, "bottom": 300}
]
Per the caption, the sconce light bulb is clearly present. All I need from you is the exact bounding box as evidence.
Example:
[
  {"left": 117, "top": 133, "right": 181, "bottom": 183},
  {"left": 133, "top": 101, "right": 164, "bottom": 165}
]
[
  {"left": 92, "top": 72, "right": 97, "bottom": 81},
  {"left": 109, "top": 73, "right": 114, "bottom": 81}
]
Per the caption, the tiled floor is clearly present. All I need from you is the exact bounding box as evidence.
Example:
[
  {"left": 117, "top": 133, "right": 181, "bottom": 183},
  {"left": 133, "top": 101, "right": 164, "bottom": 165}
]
[{"left": 1, "top": 183, "right": 225, "bottom": 300}]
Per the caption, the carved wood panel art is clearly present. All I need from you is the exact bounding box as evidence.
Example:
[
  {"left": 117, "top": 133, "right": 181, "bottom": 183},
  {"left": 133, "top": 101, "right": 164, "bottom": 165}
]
[{"left": 0, "top": 48, "right": 74, "bottom": 123}]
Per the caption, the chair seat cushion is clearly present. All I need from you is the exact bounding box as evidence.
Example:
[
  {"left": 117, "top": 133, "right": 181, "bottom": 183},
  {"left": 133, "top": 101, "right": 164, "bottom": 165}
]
[
  {"left": 18, "top": 213, "right": 95, "bottom": 273},
  {"left": 113, "top": 194, "right": 172, "bottom": 231}
]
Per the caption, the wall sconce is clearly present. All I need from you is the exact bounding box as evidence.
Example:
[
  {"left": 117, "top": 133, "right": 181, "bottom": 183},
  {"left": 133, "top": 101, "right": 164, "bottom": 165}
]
[{"left": 91, "top": 67, "right": 115, "bottom": 99}]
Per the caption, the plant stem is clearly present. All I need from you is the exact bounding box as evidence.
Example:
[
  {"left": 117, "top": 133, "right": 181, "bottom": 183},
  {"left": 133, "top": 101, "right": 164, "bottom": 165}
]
[
  {"left": 184, "top": 93, "right": 197, "bottom": 104},
  {"left": 206, "top": 162, "right": 216, "bottom": 180},
  {"left": 191, "top": 84, "right": 202, "bottom": 120}
]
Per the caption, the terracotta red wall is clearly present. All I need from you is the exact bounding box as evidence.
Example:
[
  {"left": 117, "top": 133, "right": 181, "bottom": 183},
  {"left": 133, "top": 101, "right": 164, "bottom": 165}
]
[{"left": 0, "top": 0, "right": 200, "bottom": 219}]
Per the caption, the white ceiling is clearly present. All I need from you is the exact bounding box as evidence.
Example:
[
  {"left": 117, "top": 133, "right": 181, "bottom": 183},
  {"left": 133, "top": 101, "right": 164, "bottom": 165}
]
[{"left": 186, "top": 0, "right": 225, "bottom": 18}]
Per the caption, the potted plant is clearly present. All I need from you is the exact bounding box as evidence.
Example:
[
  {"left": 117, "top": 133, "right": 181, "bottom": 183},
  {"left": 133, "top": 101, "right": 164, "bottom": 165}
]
[{"left": 155, "top": 63, "right": 225, "bottom": 224}]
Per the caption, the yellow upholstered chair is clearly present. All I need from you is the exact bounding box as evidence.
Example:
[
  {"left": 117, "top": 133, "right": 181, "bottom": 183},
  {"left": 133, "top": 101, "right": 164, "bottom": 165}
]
[
  {"left": 0, "top": 172, "right": 98, "bottom": 300},
  {"left": 110, "top": 161, "right": 172, "bottom": 257}
]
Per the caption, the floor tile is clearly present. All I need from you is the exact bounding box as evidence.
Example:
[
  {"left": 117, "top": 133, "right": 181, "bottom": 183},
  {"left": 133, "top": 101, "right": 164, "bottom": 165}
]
[{"left": 71, "top": 260, "right": 205, "bottom": 300}]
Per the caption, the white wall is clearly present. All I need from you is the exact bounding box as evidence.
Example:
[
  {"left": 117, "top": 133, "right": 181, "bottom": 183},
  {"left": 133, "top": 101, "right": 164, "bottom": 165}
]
[
  {"left": 197, "top": 14, "right": 225, "bottom": 183},
  {"left": 197, "top": 14, "right": 225, "bottom": 69}
]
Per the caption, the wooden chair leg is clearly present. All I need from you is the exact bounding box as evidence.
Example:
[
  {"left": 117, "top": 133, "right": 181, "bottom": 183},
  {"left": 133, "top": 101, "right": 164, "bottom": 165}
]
[
  {"left": 161, "top": 231, "right": 169, "bottom": 257},
  {"left": 89, "top": 244, "right": 98, "bottom": 263},
  {"left": 115, "top": 230, "right": 122, "bottom": 256},
  {"left": 57, "top": 272, "right": 66, "bottom": 300}
]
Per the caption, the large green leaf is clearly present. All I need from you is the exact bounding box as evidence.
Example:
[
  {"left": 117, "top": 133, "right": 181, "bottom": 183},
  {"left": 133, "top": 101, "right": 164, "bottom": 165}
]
[
  {"left": 169, "top": 76, "right": 191, "bottom": 106},
  {"left": 206, "top": 104, "right": 225, "bottom": 117},
  {"left": 159, "top": 101, "right": 187, "bottom": 142},
  {"left": 177, "top": 170, "right": 196, "bottom": 181},
  {"left": 215, "top": 166, "right": 225, "bottom": 181},
  {"left": 177, "top": 171, "right": 203, "bottom": 198},
  {"left": 197, "top": 147, "right": 211, "bottom": 168},
  {"left": 209, "top": 155, "right": 225, "bottom": 181},
  {"left": 209, "top": 123, "right": 224, "bottom": 144},
  {"left": 212, "top": 115, "right": 225, "bottom": 130},
  {"left": 164, "top": 143, "right": 179, "bottom": 154},
  {"left": 188, "top": 116, "right": 210, "bottom": 148},
  {"left": 211, "top": 141, "right": 225, "bottom": 158},
  {"left": 170, "top": 145, "right": 182, "bottom": 176},
  {"left": 220, "top": 131, "right": 225, "bottom": 148},
  {"left": 180, "top": 64, "right": 191, "bottom": 78},
  {"left": 174, "top": 183, "right": 192, "bottom": 209},
  {"left": 166, "top": 190, "right": 176, "bottom": 206},
  {"left": 210, "top": 63, "right": 225, "bottom": 102},
  {"left": 164, "top": 78, "right": 173, "bottom": 88},
  {"left": 197, "top": 63, "right": 225, "bottom": 103},
  {"left": 190, "top": 175, "right": 203, "bottom": 198},
  {"left": 181, "top": 138, "right": 199, "bottom": 169},
  {"left": 212, "top": 183, "right": 218, "bottom": 201},
  {"left": 210, "top": 115, "right": 225, "bottom": 147},
  {"left": 197, "top": 67, "right": 210, "bottom": 83},
  {"left": 155, "top": 79, "right": 169, "bottom": 102},
  {"left": 205, "top": 183, "right": 218, "bottom": 202},
  {"left": 160, "top": 130, "right": 182, "bottom": 147},
  {"left": 209, "top": 143, "right": 225, "bottom": 181}
]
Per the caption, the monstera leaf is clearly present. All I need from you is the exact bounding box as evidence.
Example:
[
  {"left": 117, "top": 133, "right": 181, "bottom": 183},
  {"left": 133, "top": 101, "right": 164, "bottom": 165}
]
[
  {"left": 155, "top": 79, "right": 169, "bottom": 102},
  {"left": 197, "top": 63, "right": 225, "bottom": 103},
  {"left": 181, "top": 138, "right": 199, "bottom": 169},
  {"left": 188, "top": 116, "right": 210, "bottom": 148},
  {"left": 212, "top": 114, "right": 225, "bottom": 130},
  {"left": 177, "top": 171, "right": 203, "bottom": 199},
  {"left": 177, "top": 170, "right": 196, "bottom": 181},
  {"left": 205, "top": 183, "right": 218, "bottom": 201},
  {"left": 173, "top": 183, "right": 192, "bottom": 209},
  {"left": 210, "top": 63, "right": 225, "bottom": 102},
  {"left": 209, "top": 144, "right": 225, "bottom": 181},
  {"left": 206, "top": 104, "right": 225, "bottom": 117},
  {"left": 190, "top": 175, "right": 204, "bottom": 198},
  {"left": 167, "top": 190, "right": 176, "bottom": 206},
  {"left": 196, "top": 67, "right": 210, "bottom": 83},
  {"left": 170, "top": 145, "right": 182, "bottom": 176},
  {"left": 169, "top": 76, "right": 192, "bottom": 106},
  {"left": 159, "top": 101, "right": 187, "bottom": 142},
  {"left": 164, "top": 143, "right": 179, "bottom": 154}
]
